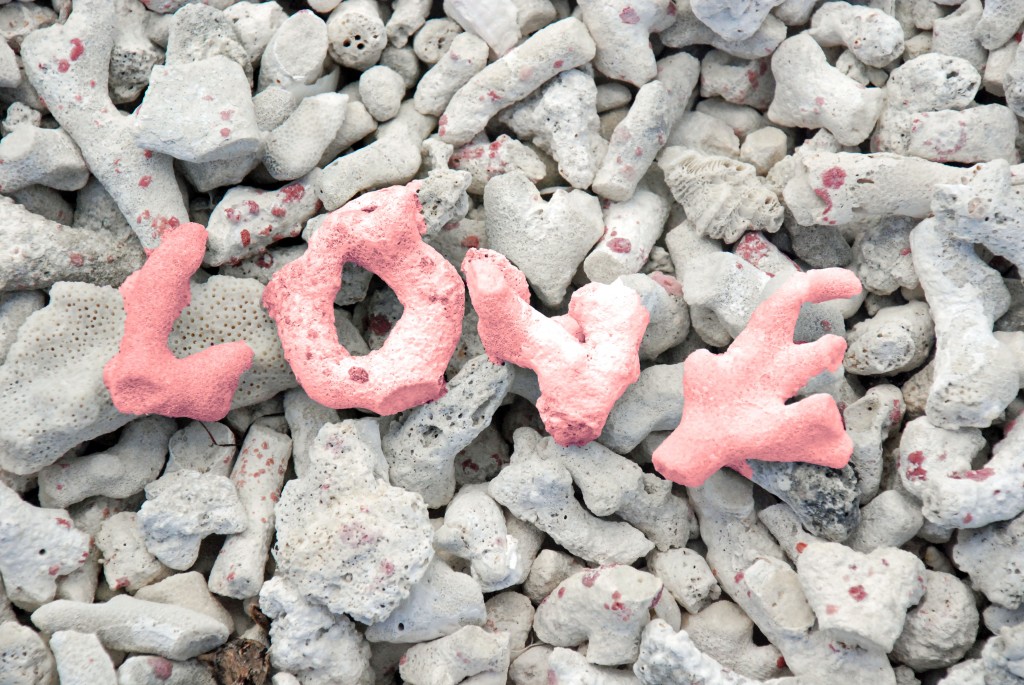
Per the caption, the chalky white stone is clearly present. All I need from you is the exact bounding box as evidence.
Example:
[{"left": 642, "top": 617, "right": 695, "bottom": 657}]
[
  {"left": 260, "top": 576, "right": 373, "bottom": 685},
  {"left": 50, "top": 631, "right": 117, "bottom": 685},
  {"left": 135, "top": 57, "right": 262, "bottom": 164},
  {"left": 534, "top": 565, "right": 672, "bottom": 665},
  {"left": 0, "top": 621, "right": 56, "bottom": 685},
  {"left": 96, "top": 511, "right": 171, "bottom": 593},
  {"left": 0, "top": 481, "right": 90, "bottom": 606},
  {"left": 209, "top": 425, "right": 291, "bottom": 599},
  {"left": 398, "top": 625, "right": 511, "bottom": 684},
  {"left": 38, "top": 416, "right": 176, "bottom": 508},
  {"left": 273, "top": 422, "right": 434, "bottom": 624},
  {"left": 137, "top": 470, "right": 247, "bottom": 571},
  {"left": 32, "top": 595, "right": 229, "bottom": 660},
  {"left": 796, "top": 541, "right": 926, "bottom": 651}
]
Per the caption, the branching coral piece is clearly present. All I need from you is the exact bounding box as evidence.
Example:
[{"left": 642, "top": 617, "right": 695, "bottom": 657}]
[
  {"left": 653, "top": 268, "right": 862, "bottom": 487},
  {"left": 21, "top": 0, "right": 188, "bottom": 251},
  {"left": 262, "top": 181, "right": 465, "bottom": 415},
  {"left": 104, "top": 223, "right": 254, "bottom": 421},
  {"left": 462, "top": 248, "right": 648, "bottom": 446}
]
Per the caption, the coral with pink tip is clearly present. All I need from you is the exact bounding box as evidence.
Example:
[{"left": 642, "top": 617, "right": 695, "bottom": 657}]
[
  {"left": 262, "top": 182, "right": 465, "bottom": 415},
  {"left": 462, "top": 248, "right": 649, "bottom": 446},
  {"left": 654, "top": 268, "right": 863, "bottom": 487},
  {"left": 103, "top": 223, "right": 254, "bottom": 421}
]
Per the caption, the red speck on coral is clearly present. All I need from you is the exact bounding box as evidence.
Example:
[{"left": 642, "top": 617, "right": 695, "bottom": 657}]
[
  {"left": 138, "top": 175, "right": 152, "bottom": 188},
  {"left": 607, "top": 237, "right": 632, "bottom": 254},
  {"left": 649, "top": 585, "right": 664, "bottom": 609},
  {"left": 368, "top": 315, "right": 392, "bottom": 335},
  {"left": 271, "top": 206, "right": 286, "bottom": 217},
  {"left": 889, "top": 400, "right": 902, "bottom": 425},
  {"left": 905, "top": 450, "right": 927, "bottom": 481},
  {"left": 813, "top": 188, "right": 835, "bottom": 221},
  {"left": 821, "top": 167, "right": 846, "bottom": 189},
  {"left": 281, "top": 184, "right": 305, "bottom": 203},
  {"left": 240, "top": 230, "right": 251, "bottom": 247},
  {"left": 349, "top": 367, "right": 369, "bottom": 383},
  {"left": 558, "top": 587, "right": 566, "bottom": 598},
  {"left": 70, "top": 38, "right": 84, "bottom": 61},
  {"left": 619, "top": 6, "right": 640, "bottom": 23},
  {"left": 150, "top": 658, "right": 173, "bottom": 681},
  {"left": 220, "top": 128, "right": 230, "bottom": 137},
  {"left": 582, "top": 569, "right": 600, "bottom": 587},
  {"left": 650, "top": 272, "right": 683, "bottom": 297},
  {"left": 795, "top": 541, "right": 807, "bottom": 553},
  {"left": 57, "top": 59, "right": 70, "bottom": 73},
  {"left": 949, "top": 467, "right": 995, "bottom": 481},
  {"left": 48, "top": 565, "right": 60, "bottom": 576},
  {"left": 69, "top": 253, "right": 84, "bottom": 267},
  {"left": 826, "top": 604, "right": 838, "bottom": 615},
  {"left": 848, "top": 585, "right": 867, "bottom": 601}
]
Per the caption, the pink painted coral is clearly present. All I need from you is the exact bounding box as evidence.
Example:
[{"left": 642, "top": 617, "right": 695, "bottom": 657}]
[
  {"left": 262, "top": 182, "right": 465, "bottom": 415},
  {"left": 462, "top": 247, "right": 648, "bottom": 446},
  {"left": 103, "top": 223, "right": 254, "bottom": 420},
  {"left": 653, "top": 268, "right": 863, "bottom": 487}
]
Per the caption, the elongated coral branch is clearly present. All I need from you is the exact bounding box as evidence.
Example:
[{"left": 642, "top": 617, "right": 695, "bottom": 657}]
[
  {"left": 654, "top": 268, "right": 862, "bottom": 487},
  {"left": 462, "top": 248, "right": 648, "bottom": 446},
  {"left": 21, "top": 0, "right": 188, "bottom": 250},
  {"left": 104, "top": 223, "right": 254, "bottom": 421}
]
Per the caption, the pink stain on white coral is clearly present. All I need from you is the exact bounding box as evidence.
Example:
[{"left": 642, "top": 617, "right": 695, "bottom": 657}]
[
  {"left": 262, "top": 182, "right": 465, "bottom": 415},
  {"left": 462, "top": 248, "right": 648, "bottom": 446},
  {"left": 103, "top": 223, "right": 254, "bottom": 421},
  {"left": 653, "top": 268, "right": 863, "bottom": 487}
]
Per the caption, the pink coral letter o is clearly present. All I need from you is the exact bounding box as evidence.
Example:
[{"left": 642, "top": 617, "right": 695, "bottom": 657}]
[{"left": 262, "top": 182, "right": 465, "bottom": 415}]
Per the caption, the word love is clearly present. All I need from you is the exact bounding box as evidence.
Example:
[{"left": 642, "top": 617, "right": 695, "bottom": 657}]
[{"left": 103, "top": 181, "right": 861, "bottom": 486}]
